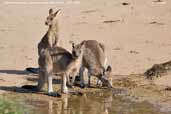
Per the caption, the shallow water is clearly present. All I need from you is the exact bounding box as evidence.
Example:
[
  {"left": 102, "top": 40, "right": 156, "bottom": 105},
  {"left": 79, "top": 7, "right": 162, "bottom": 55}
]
[{"left": 2, "top": 90, "right": 170, "bottom": 114}]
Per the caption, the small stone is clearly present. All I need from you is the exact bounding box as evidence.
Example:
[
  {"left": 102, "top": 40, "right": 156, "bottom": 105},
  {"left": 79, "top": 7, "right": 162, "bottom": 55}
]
[{"left": 122, "top": 2, "right": 130, "bottom": 5}]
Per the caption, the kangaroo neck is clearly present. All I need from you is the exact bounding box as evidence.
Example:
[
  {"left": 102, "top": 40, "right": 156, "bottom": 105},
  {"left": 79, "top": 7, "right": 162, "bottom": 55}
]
[
  {"left": 48, "top": 20, "right": 59, "bottom": 35},
  {"left": 75, "top": 52, "right": 83, "bottom": 64}
]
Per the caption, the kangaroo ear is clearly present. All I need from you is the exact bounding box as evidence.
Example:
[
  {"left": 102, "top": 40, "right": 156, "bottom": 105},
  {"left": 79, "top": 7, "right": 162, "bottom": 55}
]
[
  {"left": 72, "top": 43, "right": 75, "bottom": 48},
  {"left": 54, "top": 9, "right": 61, "bottom": 16},
  {"left": 106, "top": 65, "right": 112, "bottom": 73},
  {"left": 49, "top": 8, "right": 53, "bottom": 15},
  {"left": 80, "top": 40, "right": 86, "bottom": 48}
]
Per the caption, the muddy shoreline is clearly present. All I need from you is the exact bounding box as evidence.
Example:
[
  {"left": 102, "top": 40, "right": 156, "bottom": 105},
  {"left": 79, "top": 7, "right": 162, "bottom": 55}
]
[{"left": 1, "top": 73, "right": 171, "bottom": 114}]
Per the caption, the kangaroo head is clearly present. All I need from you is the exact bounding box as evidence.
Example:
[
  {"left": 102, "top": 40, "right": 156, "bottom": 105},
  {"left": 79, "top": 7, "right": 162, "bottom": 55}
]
[
  {"left": 72, "top": 41, "right": 85, "bottom": 58},
  {"left": 45, "top": 8, "right": 61, "bottom": 26},
  {"left": 100, "top": 65, "right": 113, "bottom": 88}
]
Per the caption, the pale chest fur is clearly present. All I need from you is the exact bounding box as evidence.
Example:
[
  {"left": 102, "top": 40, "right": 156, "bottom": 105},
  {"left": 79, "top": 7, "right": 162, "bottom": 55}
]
[
  {"left": 47, "top": 31, "right": 59, "bottom": 47},
  {"left": 66, "top": 55, "right": 83, "bottom": 76}
]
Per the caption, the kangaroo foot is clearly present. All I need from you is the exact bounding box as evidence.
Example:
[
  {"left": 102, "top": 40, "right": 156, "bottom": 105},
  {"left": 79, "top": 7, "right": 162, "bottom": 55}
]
[
  {"left": 47, "top": 92, "right": 61, "bottom": 97},
  {"left": 87, "top": 84, "right": 95, "bottom": 88}
]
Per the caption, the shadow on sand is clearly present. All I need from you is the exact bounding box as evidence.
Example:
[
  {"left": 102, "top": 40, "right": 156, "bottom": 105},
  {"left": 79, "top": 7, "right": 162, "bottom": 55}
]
[
  {"left": 0, "top": 69, "right": 30, "bottom": 75},
  {"left": 0, "top": 77, "right": 61, "bottom": 94},
  {"left": 0, "top": 86, "right": 38, "bottom": 93},
  {"left": 26, "top": 77, "right": 61, "bottom": 84}
]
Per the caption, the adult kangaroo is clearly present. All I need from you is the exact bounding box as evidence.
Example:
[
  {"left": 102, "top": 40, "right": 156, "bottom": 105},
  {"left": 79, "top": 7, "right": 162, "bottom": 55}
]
[
  {"left": 73, "top": 40, "right": 113, "bottom": 88},
  {"left": 29, "top": 42, "right": 85, "bottom": 96},
  {"left": 38, "top": 8, "right": 60, "bottom": 55},
  {"left": 26, "top": 8, "right": 61, "bottom": 73}
]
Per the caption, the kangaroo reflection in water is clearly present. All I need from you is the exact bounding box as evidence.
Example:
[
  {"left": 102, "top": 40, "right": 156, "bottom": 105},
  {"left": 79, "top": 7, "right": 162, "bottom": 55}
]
[
  {"left": 21, "top": 89, "right": 165, "bottom": 114},
  {"left": 24, "top": 92, "right": 112, "bottom": 114}
]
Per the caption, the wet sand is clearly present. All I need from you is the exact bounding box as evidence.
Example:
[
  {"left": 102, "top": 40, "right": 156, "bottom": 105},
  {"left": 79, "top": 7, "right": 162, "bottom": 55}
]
[
  {"left": 2, "top": 89, "right": 169, "bottom": 114},
  {"left": 1, "top": 74, "right": 171, "bottom": 114}
]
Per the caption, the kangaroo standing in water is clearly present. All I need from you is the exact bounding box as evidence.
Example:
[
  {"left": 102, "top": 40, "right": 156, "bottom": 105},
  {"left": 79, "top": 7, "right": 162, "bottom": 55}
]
[
  {"left": 73, "top": 40, "right": 113, "bottom": 88},
  {"left": 38, "top": 8, "right": 60, "bottom": 55},
  {"left": 33, "top": 42, "right": 85, "bottom": 96}
]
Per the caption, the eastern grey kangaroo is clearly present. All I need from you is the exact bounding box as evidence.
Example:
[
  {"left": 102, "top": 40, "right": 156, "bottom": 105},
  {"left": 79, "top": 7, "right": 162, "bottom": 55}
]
[
  {"left": 26, "top": 8, "right": 61, "bottom": 73},
  {"left": 73, "top": 40, "right": 113, "bottom": 88},
  {"left": 38, "top": 8, "right": 60, "bottom": 55},
  {"left": 32, "top": 42, "right": 85, "bottom": 96}
]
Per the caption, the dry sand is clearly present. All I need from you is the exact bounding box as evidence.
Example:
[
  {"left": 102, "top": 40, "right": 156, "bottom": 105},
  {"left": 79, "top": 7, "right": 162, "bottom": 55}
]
[{"left": 0, "top": 0, "right": 171, "bottom": 93}]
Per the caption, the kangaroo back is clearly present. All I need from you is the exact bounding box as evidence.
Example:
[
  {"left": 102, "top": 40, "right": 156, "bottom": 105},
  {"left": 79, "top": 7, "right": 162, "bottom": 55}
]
[{"left": 82, "top": 40, "right": 106, "bottom": 70}]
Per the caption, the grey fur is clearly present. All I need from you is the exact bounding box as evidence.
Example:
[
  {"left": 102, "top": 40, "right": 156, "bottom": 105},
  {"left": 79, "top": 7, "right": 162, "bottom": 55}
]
[
  {"left": 38, "top": 8, "right": 60, "bottom": 55},
  {"left": 36, "top": 44, "right": 84, "bottom": 95},
  {"left": 74, "top": 40, "right": 113, "bottom": 88}
]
